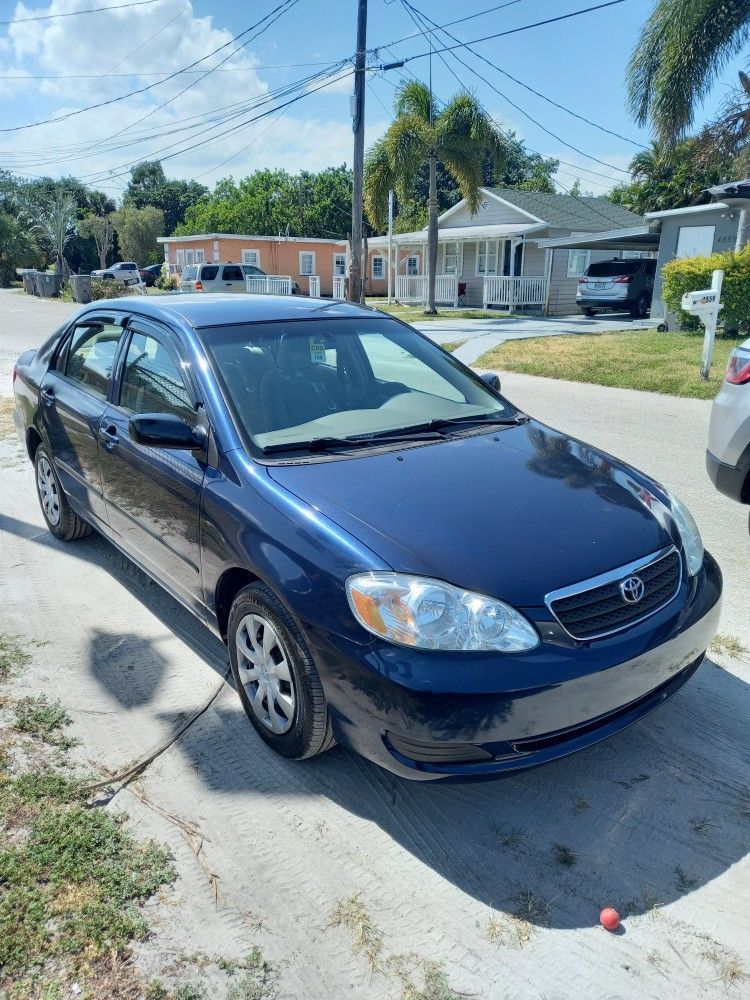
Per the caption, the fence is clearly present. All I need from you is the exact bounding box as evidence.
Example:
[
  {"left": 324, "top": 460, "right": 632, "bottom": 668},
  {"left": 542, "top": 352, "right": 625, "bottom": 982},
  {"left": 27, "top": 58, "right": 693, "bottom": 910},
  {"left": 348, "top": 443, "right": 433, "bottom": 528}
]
[
  {"left": 333, "top": 276, "right": 346, "bottom": 299},
  {"left": 395, "top": 275, "right": 458, "bottom": 306},
  {"left": 245, "top": 275, "right": 294, "bottom": 295},
  {"left": 482, "top": 275, "right": 548, "bottom": 309},
  {"left": 307, "top": 275, "right": 320, "bottom": 298}
]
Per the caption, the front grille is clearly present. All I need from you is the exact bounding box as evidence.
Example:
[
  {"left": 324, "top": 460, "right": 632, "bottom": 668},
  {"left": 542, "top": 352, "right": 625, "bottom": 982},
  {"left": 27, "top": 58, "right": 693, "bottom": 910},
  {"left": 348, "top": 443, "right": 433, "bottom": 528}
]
[{"left": 548, "top": 548, "right": 681, "bottom": 641}]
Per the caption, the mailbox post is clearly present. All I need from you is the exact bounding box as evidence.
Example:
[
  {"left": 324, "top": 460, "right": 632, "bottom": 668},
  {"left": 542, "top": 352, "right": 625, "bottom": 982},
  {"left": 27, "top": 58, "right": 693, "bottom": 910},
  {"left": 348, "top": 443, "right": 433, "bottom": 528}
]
[{"left": 681, "top": 269, "right": 724, "bottom": 380}]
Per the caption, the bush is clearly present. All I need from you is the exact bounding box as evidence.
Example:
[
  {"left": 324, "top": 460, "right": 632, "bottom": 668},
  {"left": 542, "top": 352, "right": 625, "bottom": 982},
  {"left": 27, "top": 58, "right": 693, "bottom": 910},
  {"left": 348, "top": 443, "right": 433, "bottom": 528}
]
[
  {"left": 61, "top": 278, "right": 138, "bottom": 302},
  {"left": 662, "top": 247, "right": 750, "bottom": 332},
  {"left": 156, "top": 261, "right": 178, "bottom": 290}
]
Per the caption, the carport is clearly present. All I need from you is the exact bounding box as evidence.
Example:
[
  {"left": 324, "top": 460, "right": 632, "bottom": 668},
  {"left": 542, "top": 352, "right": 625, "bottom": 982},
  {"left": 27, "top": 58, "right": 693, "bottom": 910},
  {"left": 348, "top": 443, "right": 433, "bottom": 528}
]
[{"left": 537, "top": 223, "right": 661, "bottom": 255}]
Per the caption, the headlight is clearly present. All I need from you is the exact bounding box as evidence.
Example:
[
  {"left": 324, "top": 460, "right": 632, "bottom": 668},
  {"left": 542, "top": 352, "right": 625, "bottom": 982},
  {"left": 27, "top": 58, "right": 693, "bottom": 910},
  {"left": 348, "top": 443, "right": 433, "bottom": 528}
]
[
  {"left": 668, "top": 493, "right": 704, "bottom": 576},
  {"left": 346, "top": 573, "right": 539, "bottom": 652}
]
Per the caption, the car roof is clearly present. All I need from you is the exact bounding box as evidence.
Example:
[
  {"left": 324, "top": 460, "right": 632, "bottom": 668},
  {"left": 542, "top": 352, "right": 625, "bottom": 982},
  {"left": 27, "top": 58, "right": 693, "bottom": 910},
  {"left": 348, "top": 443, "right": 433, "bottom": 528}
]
[{"left": 85, "top": 292, "right": 375, "bottom": 327}]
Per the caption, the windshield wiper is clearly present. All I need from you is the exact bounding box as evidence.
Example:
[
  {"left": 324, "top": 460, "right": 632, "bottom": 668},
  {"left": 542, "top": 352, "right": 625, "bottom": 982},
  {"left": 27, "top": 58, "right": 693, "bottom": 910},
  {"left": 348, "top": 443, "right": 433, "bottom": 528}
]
[
  {"left": 427, "top": 412, "right": 529, "bottom": 430},
  {"left": 261, "top": 430, "right": 443, "bottom": 455}
]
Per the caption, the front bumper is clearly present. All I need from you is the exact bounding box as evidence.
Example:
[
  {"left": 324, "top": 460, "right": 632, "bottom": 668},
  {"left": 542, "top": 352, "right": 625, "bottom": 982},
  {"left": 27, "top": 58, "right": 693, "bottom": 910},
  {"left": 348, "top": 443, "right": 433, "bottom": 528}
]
[
  {"left": 304, "top": 553, "right": 722, "bottom": 780},
  {"left": 706, "top": 448, "right": 749, "bottom": 503}
]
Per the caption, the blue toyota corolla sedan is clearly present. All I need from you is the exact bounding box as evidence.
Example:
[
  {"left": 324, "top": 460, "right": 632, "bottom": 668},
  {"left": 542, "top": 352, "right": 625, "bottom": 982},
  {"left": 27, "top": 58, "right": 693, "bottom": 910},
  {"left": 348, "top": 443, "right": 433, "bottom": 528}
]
[{"left": 12, "top": 294, "right": 722, "bottom": 780}]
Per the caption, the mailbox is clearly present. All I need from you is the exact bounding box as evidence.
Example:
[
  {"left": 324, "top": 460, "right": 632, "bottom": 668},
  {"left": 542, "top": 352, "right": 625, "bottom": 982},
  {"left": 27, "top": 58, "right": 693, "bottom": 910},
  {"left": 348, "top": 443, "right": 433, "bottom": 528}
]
[{"left": 680, "top": 270, "right": 723, "bottom": 379}]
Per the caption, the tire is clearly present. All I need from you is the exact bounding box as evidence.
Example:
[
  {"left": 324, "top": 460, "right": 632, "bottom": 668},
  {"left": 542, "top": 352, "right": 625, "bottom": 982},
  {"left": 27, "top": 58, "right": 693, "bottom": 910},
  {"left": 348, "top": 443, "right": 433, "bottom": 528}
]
[
  {"left": 583, "top": 307, "right": 596, "bottom": 317},
  {"left": 630, "top": 293, "right": 649, "bottom": 319},
  {"left": 34, "top": 444, "right": 92, "bottom": 542},
  {"left": 228, "top": 582, "right": 334, "bottom": 760}
]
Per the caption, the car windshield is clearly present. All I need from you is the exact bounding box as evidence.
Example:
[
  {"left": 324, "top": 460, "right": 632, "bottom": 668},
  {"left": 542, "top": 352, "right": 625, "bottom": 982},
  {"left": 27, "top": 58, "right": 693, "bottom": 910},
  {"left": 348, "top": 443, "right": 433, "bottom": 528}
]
[
  {"left": 586, "top": 261, "right": 641, "bottom": 277},
  {"left": 201, "top": 317, "right": 512, "bottom": 453},
  {"left": 181, "top": 266, "right": 198, "bottom": 281}
]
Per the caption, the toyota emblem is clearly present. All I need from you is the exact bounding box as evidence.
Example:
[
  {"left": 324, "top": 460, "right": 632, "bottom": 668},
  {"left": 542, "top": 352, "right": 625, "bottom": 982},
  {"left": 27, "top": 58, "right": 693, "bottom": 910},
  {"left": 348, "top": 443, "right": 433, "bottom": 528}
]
[{"left": 619, "top": 575, "right": 645, "bottom": 604}]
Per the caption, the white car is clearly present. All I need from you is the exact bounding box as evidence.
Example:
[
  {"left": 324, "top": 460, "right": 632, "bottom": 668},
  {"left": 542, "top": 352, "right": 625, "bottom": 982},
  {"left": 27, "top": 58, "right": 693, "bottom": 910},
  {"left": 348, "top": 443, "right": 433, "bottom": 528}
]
[
  {"left": 707, "top": 337, "right": 750, "bottom": 532},
  {"left": 91, "top": 261, "right": 143, "bottom": 287}
]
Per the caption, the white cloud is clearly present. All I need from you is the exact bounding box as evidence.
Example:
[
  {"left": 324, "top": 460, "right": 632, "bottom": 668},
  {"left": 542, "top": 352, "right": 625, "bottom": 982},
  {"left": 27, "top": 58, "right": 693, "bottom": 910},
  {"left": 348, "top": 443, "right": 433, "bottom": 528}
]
[{"left": 0, "top": 0, "right": 369, "bottom": 195}]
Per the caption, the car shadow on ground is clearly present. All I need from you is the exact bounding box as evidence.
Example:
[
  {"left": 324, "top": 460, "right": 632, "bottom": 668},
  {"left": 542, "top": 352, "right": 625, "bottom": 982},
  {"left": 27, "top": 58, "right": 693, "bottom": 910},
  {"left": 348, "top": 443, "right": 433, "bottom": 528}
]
[{"left": 5, "top": 514, "right": 749, "bottom": 931}]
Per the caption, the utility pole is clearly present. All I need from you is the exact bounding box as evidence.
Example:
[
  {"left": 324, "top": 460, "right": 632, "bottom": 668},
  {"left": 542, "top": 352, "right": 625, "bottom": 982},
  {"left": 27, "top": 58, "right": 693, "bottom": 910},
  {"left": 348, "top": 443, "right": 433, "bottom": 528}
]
[
  {"left": 387, "top": 189, "right": 394, "bottom": 303},
  {"left": 349, "top": 0, "right": 367, "bottom": 303}
]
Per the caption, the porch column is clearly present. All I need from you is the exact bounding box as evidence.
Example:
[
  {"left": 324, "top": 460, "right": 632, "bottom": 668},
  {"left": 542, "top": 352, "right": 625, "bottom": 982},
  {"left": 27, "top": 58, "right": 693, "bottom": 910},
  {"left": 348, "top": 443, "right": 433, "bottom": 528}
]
[{"left": 509, "top": 238, "right": 518, "bottom": 311}]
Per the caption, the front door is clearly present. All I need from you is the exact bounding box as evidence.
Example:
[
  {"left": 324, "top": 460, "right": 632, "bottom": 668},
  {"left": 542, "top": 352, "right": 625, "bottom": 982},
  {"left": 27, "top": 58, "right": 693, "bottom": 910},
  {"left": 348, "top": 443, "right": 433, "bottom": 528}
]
[
  {"left": 39, "top": 317, "right": 126, "bottom": 526},
  {"left": 98, "top": 321, "right": 205, "bottom": 610}
]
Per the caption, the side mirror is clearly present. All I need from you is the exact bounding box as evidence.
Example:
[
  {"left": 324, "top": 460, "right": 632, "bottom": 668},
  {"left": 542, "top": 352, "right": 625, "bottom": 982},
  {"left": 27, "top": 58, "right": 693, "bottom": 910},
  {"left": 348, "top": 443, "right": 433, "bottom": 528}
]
[
  {"left": 480, "top": 372, "right": 501, "bottom": 392},
  {"left": 129, "top": 413, "right": 204, "bottom": 450}
]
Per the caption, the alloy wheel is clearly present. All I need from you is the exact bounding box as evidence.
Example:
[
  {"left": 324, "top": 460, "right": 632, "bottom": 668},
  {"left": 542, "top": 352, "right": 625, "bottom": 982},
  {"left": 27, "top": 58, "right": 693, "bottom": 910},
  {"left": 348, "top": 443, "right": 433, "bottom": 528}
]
[
  {"left": 37, "top": 456, "right": 60, "bottom": 526},
  {"left": 236, "top": 613, "right": 296, "bottom": 734}
]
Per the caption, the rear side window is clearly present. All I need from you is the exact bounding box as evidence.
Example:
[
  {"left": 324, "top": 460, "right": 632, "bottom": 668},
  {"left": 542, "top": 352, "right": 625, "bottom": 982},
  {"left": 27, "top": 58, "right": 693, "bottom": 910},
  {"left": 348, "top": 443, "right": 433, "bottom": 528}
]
[
  {"left": 64, "top": 322, "right": 124, "bottom": 399},
  {"left": 200, "top": 265, "right": 219, "bottom": 280},
  {"left": 586, "top": 261, "right": 640, "bottom": 277},
  {"left": 181, "top": 266, "right": 197, "bottom": 281},
  {"left": 222, "top": 265, "right": 244, "bottom": 281}
]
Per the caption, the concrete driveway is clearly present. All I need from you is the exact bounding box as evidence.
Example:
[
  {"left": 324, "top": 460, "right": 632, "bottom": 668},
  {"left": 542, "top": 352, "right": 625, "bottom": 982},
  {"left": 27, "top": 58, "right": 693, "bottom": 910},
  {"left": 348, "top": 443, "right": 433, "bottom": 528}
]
[
  {"left": 1, "top": 285, "right": 747, "bottom": 997},
  {"left": 416, "top": 312, "right": 656, "bottom": 365}
]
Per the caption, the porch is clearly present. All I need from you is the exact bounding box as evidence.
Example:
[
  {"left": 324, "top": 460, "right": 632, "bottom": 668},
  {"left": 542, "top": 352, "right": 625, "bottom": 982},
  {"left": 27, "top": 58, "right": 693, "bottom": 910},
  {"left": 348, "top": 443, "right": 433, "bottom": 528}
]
[{"left": 371, "top": 224, "right": 551, "bottom": 311}]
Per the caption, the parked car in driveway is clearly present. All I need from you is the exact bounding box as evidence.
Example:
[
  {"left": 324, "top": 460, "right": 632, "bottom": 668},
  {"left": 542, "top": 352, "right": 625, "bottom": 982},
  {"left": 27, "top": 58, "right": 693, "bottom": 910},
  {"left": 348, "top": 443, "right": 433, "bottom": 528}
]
[
  {"left": 12, "top": 295, "right": 721, "bottom": 780},
  {"left": 577, "top": 258, "right": 656, "bottom": 318},
  {"left": 707, "top": 337, "right": 750, "bottom": 532},
  {"left": 180, "top": 262, "right": 300, "bottom": 294},
  {"left": 139, "top": 264, "right": 162, "bottom": 287},
  {"left": 90, "top": 261, "right": 143, "bottom": 286}
]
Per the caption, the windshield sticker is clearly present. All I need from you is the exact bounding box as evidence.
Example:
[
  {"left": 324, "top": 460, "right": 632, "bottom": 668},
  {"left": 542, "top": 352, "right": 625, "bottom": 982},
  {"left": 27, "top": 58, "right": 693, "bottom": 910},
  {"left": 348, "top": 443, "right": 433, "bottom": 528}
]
[{"left": 310, "top": 340, "right": 326, "bottom": 363}]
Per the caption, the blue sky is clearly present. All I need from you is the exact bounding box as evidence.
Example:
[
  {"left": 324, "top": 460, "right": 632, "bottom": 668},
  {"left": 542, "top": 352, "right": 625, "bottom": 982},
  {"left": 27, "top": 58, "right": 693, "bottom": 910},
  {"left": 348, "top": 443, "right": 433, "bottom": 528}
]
[{"left": 0, "top": 0, "right": 745, "bottom": 198}]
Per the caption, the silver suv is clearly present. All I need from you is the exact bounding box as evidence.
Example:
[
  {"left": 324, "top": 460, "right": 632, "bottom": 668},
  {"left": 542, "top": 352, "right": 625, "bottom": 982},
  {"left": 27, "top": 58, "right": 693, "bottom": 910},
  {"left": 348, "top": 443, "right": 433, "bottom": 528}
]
[
  {"left": 180, "top": 262, "right": 300, "bottom": 294},
  {"left": 91, "top": 261, "right": 142, "bottom": 286},
  {"left": 577, "top": 258, "right": 656, "bottom": 318},
  {"left": 707, "top": 338, "right": 750, "bottom": 531}
]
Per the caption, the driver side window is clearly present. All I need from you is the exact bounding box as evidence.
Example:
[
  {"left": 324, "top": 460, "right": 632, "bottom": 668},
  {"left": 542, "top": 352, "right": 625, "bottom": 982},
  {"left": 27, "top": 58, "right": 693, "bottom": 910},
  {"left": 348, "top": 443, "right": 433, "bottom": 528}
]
[{"left": 119, "top": 331, "right": 195, "bottom": 424}]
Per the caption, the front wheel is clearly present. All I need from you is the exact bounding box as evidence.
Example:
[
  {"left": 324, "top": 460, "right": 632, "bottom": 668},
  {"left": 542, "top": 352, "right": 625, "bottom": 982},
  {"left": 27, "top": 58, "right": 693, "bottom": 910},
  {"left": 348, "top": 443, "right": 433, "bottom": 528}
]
[
  {"left": 630, "top": 293, "right": 650, "bottom": 318},
  {"left": 582, "top": 307, "right": 596, "bottom": 317},
  {"left": 228, "top": 582, "right": 334, "bottom": 760},
  {"left": 34, "top": 445, "right": 91, "bottom": 541}
]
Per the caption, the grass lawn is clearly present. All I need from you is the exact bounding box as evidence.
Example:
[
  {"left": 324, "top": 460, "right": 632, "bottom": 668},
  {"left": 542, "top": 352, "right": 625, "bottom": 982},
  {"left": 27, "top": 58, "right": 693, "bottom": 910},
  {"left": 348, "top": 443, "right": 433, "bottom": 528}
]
[
  {"left": 440, "top": 341, "right": 466, "bottom": 353},
  {"left": 365, "top": 299, "right": 511, "bottom": 322},
  {"left": 477, "top": 329, "right": 743, "bottom": 400}
]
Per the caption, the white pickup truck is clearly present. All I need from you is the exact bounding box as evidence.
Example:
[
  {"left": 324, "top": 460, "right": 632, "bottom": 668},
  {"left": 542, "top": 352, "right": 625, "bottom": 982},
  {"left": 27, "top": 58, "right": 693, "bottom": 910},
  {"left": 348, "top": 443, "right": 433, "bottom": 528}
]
[{"left": 90, "top": 261, "right": 143, "bottom": 287}]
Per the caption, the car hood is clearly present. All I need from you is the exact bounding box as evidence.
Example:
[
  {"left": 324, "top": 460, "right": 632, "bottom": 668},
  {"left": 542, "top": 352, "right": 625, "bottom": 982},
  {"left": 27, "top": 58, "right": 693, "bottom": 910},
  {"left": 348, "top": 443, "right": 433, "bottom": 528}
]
[{"left": 265, "top": 422, "right": 676, "bottom": 606}]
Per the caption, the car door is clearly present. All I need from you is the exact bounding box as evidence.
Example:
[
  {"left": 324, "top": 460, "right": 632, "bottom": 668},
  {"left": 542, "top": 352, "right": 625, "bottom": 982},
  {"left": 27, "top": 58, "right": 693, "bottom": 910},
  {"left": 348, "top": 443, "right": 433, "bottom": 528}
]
[
  {"left": 220, "top": 264, "right": 246, "bottom": 292},
  {"left": 39, "top": 315, "right": 127, "bottom": 526},
  {"left": 98, "top": 319, "right": 206, "bottom": 609}
]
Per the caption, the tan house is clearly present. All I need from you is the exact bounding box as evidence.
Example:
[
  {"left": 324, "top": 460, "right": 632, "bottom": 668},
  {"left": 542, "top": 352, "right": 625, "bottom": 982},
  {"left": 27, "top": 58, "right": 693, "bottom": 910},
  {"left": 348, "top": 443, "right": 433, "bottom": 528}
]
[{"left": 158, "top": 234, "right": 349, "bottom": 296}]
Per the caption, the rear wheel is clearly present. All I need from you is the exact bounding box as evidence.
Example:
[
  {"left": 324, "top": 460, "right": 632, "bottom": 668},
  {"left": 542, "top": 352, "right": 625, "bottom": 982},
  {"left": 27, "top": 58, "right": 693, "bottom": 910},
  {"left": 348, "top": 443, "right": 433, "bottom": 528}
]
[
  {"left": 583, "top": 307, "right": 596, "bottom": 317},
  {"left": 228, "top": 582, "right": 334, "bottom": 760},
  {"left": 630, "top": 293, "right": 650, "bottom": 318},
  {"left": 34, "top": 444, "right": 91, "bottom": 541}
]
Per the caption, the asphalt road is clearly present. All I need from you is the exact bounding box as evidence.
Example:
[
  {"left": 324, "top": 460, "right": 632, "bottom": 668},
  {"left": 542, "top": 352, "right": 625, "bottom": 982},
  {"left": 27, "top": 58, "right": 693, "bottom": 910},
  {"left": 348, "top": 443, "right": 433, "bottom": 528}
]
[{"left": 1, "top": 289, "right": 748, "bottom": 998}]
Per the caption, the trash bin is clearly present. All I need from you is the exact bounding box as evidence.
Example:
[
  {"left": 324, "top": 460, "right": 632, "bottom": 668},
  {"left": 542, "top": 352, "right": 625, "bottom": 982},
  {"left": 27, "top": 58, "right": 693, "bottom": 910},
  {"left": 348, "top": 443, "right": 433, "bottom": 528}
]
[
  {"left": 69, "top": 274, "right": 92, "bottom": 304},
  {"left": 32, "top": 272, "right": 45, "bottom": 296},
  {"left": 37, "top": 272, "right": 61, "bottom": 298},
  {"left": 20, "top": 270, "right": 37, "bottom": 294}
]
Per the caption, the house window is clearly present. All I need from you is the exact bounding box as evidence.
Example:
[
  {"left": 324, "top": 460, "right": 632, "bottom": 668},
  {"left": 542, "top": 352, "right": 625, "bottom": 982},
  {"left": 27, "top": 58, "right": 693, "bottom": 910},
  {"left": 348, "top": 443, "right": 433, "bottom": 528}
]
[
  {"left": 195, "top": 249, "right": 205, "bottom": 263},
  {"left": 299, "top": 251, "right": 316, "bottom": 276},
  {"left": 185, "top": 249, "right": 195, "bottom": 266},
  {"left": 333, "top": 252, "right": 347, "bottom": 276},
  {"left": 242, "top": 249, "right": 261, "bottom": 268},
  {"left": 567, "top": 249, "right": 590, "bottom": 277},
  {"left": 443, "top": 241, "right": 459, "bottom": 275},
  {"left": 371, "top": 255, "right": 385, "bottom": 280},
  {"left": 476, "top": 239, "right": 498, "bottom": 276},
  {"left": 406, "top": 255, "right": 419, "bottom": 276}
]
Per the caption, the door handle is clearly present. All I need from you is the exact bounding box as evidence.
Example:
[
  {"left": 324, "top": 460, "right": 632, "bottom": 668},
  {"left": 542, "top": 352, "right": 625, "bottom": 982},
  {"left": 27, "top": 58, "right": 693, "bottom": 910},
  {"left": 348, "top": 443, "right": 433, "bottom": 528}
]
[
  {"left": 40, "top": 386, "right": 55, "bottom": 406},
  {"left": 99, "top": 424, "right": 119, "bottom": 450}
]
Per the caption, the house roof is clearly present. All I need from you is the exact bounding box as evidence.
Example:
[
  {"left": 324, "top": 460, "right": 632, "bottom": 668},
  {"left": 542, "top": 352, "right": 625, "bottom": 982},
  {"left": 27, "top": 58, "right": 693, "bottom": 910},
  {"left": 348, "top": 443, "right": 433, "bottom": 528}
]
[
  {"left": 645, "top": 202, "right": 729, "bottom": 220},
  {"left": 157, "top": 233, "right": 347, "bottom": 245},
  {"left": 368, "top": 222, "right": 545, "bottom": 247},
  {"left": 482, "top": 188, "right": 645, "bottom": 231}
]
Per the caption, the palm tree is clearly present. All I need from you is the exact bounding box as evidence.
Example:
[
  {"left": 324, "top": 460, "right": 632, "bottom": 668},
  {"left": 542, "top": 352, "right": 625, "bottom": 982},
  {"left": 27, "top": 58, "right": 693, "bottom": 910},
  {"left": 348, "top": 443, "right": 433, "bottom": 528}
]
[
  {"left": 364, "top": 81, "right": 506, "bottom": 314},
  {"left": 627, "top": 0, "right": 750, "bottom": 145},
  {"left": 35, "top": 189, "right": 77, "bottom": 279}
]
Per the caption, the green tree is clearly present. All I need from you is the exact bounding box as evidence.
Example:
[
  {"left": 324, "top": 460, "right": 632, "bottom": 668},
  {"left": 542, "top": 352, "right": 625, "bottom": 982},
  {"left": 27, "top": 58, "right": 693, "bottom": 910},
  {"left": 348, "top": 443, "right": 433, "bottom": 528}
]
[
  {"left": 78, "top": 213, "right": 115, "bottom": 269},
  {"left": 627, "top": 0, "right": 750, "bottom": 144},
  {"left": 34, "top": 190, "right": 77, "bottom": 277},
  {"left": 0, "top": 212, "right": 42, "bottom": 286},
  {"left": 364, "top": 81, "right": 506, "bottom": 313},
  {"left": 123, "top": 161, "right": 208, "bottom": 234},
  {"left": 112, "top": 204, "right": 165, "bottom": 265},
  {"left": 607, "top": 138, "right": 732, "bottom": 214}
]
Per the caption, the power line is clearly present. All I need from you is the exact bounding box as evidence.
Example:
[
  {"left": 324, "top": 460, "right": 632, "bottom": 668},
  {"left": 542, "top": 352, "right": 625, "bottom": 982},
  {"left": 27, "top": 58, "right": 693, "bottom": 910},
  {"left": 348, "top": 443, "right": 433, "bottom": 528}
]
[
  {"left": 394, "top": 1, "right": 630, "bottom": 65},
  {"left": 0, "top": 0, "right": 163, "bottom": 26},
  {"left": 404, "top": 1, "right": 643, "bottom": 147},
  {"left": 399, "top": 1, "right": 631, "bottom": 176},
  {"left": 0, "top": 0, "right": 300, "bottom": 133},
  {"left": 0, "top": 60, "right": 337, "bottom": 80}
]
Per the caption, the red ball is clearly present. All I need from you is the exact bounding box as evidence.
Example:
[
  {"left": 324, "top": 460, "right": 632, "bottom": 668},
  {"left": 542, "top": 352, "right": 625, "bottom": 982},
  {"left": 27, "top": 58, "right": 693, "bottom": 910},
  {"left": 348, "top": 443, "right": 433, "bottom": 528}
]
[{"left": 600, "top": 907, "right": 621, "bottom": 931}]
